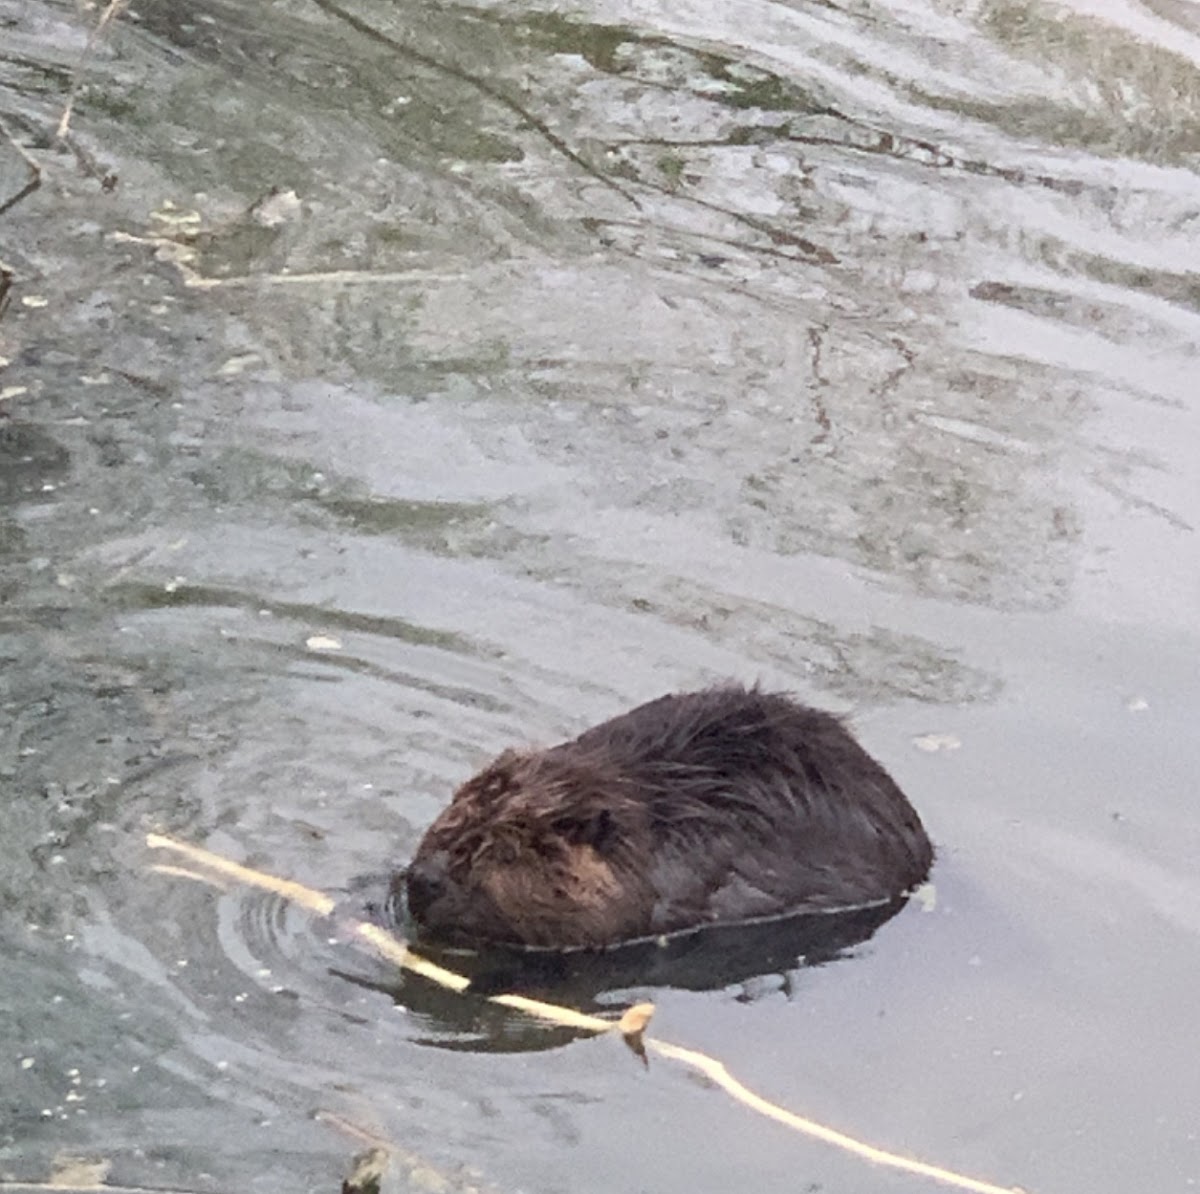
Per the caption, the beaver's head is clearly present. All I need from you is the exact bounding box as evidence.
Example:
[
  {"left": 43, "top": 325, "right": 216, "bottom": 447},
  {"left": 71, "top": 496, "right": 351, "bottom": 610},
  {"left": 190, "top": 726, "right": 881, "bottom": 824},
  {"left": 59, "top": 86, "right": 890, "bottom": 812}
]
[{"left": 403, "top": 748, "right": 653, "bottom": 948}]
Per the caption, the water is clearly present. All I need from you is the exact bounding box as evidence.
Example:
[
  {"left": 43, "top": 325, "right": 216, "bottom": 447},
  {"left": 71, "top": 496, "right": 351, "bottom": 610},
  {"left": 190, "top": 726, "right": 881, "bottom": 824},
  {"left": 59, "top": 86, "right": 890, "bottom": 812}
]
[{"left": 2, "top": 0, "right": 1198, "bottom": 1190}]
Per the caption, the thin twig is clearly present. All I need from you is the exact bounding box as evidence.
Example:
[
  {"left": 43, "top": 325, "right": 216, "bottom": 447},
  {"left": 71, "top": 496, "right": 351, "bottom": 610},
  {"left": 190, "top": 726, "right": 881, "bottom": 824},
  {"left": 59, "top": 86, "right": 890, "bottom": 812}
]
[
  {"left": 55, "top": 0, "right": 129, "bottom": 142},
  {"left": 0, "top": 117, "right": 42, "bottom": 216}
]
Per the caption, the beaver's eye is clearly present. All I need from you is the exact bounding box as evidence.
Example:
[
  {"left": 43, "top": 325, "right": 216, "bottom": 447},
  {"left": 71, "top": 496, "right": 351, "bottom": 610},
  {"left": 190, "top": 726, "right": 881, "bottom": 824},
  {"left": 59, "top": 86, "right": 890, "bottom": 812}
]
[
  {"left": 588, "top": 810, "right": 617, "bottom": 852},
  {"left": 489, "top": 838, "right": 520, "bottom": 865}
]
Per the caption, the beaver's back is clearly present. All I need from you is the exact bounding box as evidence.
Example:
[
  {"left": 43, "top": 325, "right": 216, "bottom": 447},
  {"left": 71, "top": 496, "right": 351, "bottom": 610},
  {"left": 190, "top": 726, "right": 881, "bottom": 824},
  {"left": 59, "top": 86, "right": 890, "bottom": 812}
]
[{"left": 558, "top": 686, "right": 933, "bottom": 924}]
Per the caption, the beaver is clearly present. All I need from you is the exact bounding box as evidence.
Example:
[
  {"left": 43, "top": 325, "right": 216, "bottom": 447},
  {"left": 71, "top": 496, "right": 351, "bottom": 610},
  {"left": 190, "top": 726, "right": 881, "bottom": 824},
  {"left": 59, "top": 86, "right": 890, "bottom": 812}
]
[{"left": 400, "top": 684, "right": 933, "bottom": 950}]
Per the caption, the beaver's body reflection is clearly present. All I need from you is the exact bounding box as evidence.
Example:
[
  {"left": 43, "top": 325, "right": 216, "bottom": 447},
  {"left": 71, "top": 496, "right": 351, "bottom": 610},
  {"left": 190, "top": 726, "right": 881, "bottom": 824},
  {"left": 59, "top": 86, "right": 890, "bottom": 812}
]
[{"left": 353, "top": 896, "right": 914, "bottom": 1052}]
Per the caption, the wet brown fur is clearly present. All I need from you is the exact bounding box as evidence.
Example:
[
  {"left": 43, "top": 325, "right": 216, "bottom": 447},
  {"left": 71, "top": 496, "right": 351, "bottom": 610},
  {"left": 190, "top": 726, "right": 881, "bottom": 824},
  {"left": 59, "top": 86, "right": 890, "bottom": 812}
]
[{"left": 402, "top": 684, "right": 933, "bottom": 949}]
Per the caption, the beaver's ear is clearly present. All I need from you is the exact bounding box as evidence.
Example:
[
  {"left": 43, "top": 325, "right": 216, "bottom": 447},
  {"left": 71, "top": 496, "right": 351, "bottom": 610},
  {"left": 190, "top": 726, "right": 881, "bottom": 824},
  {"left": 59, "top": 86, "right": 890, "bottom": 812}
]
[{"left": 561, "top": 809, "right": 617, "bottom": 853}]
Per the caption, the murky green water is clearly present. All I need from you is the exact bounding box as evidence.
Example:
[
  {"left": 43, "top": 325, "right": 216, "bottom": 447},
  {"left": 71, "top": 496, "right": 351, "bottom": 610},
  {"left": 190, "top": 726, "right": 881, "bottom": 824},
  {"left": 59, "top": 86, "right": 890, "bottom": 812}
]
[{"left": 2, "top": 0, "right": 1198, "bottom": 1190}]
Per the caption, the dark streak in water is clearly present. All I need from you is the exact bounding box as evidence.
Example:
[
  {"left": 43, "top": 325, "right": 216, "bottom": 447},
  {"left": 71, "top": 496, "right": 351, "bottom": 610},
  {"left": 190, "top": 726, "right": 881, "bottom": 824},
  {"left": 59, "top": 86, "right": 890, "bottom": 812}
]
[
  {"left": 309, "top": 0, "right": 642, "bottom": 208},
  {"left": 102, "top": 579, "right": 482, "bottom": 654}
]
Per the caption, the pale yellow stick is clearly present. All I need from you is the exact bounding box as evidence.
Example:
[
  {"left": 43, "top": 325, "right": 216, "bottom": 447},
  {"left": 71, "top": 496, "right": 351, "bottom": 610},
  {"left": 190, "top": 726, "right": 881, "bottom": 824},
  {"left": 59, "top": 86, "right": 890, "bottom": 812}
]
[
  {"left": 351, "top": 920, "right": 614, "bottom": 1031},
  {"left": 56, "top": 0, "right": 128, "bottom": 140},
  {"left": 145, "top": 833, "right": 1025, "bottom": 1194},
  {"left": 651, "top": 1038, "right": 1023, "bottom": 1194},
  {"left": 146, "top": 834, "right": 336, "bottom": 915}
]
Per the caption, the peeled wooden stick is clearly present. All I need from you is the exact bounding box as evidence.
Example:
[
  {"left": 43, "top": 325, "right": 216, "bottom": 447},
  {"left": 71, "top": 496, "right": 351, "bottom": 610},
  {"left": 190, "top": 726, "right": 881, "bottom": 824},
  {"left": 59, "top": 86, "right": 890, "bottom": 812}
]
[
  {"left": 55, "top": 0, "right": 128, "bottom": 140},
  {"left": 146, "top": 833, "right": 1025, "bottom": 1194}
]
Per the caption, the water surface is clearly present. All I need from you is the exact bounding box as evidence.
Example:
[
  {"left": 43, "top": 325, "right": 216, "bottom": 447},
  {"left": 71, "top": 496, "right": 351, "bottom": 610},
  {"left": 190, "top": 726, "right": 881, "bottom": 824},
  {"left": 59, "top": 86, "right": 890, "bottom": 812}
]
[{"left": 2, "top": 0, "right": 1198, "bottom": 1191}]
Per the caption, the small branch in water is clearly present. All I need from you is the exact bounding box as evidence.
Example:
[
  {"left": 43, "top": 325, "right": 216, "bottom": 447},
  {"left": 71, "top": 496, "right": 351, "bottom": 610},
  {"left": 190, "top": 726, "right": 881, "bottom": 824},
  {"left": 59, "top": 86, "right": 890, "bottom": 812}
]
[
  {"left": 0, "top": 257, "right": 12, "bottom": 317},
  {"left": 0, "top": 0, "right": 124, "bottom": 216},
  {"left": 0, "top": 118, "right": 42, "bottom": 217},
  {"left": 55, "top": 0, "right": 129, "bottom": 142}
]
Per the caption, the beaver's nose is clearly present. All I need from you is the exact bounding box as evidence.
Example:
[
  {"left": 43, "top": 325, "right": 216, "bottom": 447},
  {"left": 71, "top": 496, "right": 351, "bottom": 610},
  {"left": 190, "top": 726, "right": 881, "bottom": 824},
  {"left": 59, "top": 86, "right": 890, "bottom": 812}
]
[{"left": 404, "top": 851, "right": 450, "bottom": 922}]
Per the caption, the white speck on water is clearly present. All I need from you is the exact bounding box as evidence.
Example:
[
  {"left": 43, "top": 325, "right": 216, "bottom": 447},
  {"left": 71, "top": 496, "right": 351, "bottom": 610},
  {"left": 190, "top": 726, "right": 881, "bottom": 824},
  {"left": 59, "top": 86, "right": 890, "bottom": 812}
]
[
  {"left": 306, "top": 634, "right": 342, "bottom": 651},
  {"left": 912, "top": 732, "right": 962, "bottom": 753}
]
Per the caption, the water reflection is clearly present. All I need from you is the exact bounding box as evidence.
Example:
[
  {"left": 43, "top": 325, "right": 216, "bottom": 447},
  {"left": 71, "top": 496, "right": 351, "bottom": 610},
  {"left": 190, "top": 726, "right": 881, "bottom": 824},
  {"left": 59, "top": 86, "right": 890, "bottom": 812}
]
[{"left": 368, "top": 897, "right": 915, "bottom": 1054}]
